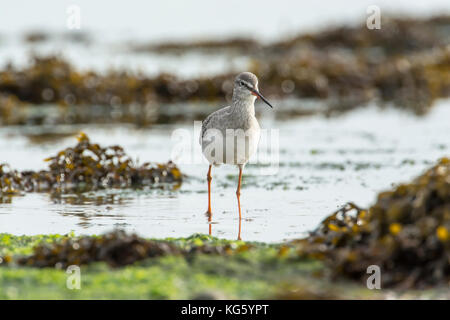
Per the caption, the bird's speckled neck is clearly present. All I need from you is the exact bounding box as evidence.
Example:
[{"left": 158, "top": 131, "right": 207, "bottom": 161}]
[{"left": 232, "top": 94, "right": 257, "bottom": 118}]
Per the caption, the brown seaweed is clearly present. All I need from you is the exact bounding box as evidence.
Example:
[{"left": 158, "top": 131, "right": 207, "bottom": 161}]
[
  {"left": 0, "top": 132, "right": 182, "bottom": 195},
  {"left": 16, "top": 230, "right": 180, "bottom": 268},
  {"left": 15, "top": 230, "right": 253, "bottom": 268},
  {"left": 296, "top": 158, "right": 450, "bottom": 288}
]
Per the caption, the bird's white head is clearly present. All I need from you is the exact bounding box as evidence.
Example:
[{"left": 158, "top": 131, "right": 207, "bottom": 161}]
[{"left": 232, "top": 72, "right": 274, "bottom": 109}]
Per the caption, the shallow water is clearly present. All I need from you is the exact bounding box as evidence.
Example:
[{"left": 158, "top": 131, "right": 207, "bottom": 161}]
[{"left": 1, "top": 100, "right": 449, "bottom": 242}]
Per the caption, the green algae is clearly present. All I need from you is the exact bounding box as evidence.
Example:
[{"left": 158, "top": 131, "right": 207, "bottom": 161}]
[
  {"left": 1, "top": 231, "right": 448, "bottom": 299},
  {"left": 0, "top": 232, "right": 325, "bottom": 299}
]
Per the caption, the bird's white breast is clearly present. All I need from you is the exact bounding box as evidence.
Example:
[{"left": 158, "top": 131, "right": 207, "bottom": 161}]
[{"left": 201, "top": 111, "right": 260, "bottom": 166}]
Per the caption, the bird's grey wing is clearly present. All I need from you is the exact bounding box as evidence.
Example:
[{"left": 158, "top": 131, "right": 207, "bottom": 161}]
[
  {"left": 199, "top": 106, "right": 232, "bottom": 145},
  {"left": 199, "top": 113, "right": 214, "bottom": 145}
]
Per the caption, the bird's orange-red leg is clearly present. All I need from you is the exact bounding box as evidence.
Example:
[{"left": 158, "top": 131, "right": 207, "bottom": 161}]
[
  {"left": 236, "top": 166, "right": 243, "bottom": 240},
  {"left": 207, "top": 165, "right": 212, "bottom": 235}
]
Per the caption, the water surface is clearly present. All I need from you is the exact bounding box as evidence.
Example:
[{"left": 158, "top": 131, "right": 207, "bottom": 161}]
[{"left": 1, "top": 100, "right": 449, "bottom": 242}]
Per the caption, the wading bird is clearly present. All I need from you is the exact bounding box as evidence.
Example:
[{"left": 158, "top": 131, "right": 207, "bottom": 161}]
[{"left": 199, "top": 72, "right": 274, "bottom": 239}]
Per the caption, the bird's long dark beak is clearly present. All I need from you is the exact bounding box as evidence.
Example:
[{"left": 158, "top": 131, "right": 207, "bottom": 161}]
[{"left": 251, "top": 89, "right": 274, "bottom": 109}]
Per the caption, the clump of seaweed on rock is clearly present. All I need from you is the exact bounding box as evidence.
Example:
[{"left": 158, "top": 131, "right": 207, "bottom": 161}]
[
  {"left": 296, "top": 158, "right": 450, "bottom": 288},
  {"left": 15, "top": 230, "right": 255, "bottom": 268},
  {"left": 17, "top": 230, "right": 180, "bottom": 268},
  {"left": 0, "top": 133, "right": 182, "bottom": 195}
]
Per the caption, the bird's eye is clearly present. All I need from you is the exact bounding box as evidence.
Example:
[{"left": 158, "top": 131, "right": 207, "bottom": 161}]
[{"left": 240, "top": 81, "right": 245, "bottom": 87}]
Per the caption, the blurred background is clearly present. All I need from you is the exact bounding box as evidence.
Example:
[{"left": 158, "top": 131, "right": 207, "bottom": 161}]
[
  {"left": 1, "top": 0, "right": 449, "bottom": 75},
  {"left": 0, "top": 1, "right": 449, "bottom": 242}
]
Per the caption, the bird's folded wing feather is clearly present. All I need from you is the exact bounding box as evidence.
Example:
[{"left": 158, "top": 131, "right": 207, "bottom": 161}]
[
  {"left": 199, "top": 113, "right": 213, "bottom": 145},
  {"left": 199, "top": 106, "right": 232, "bottom": 145}
]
